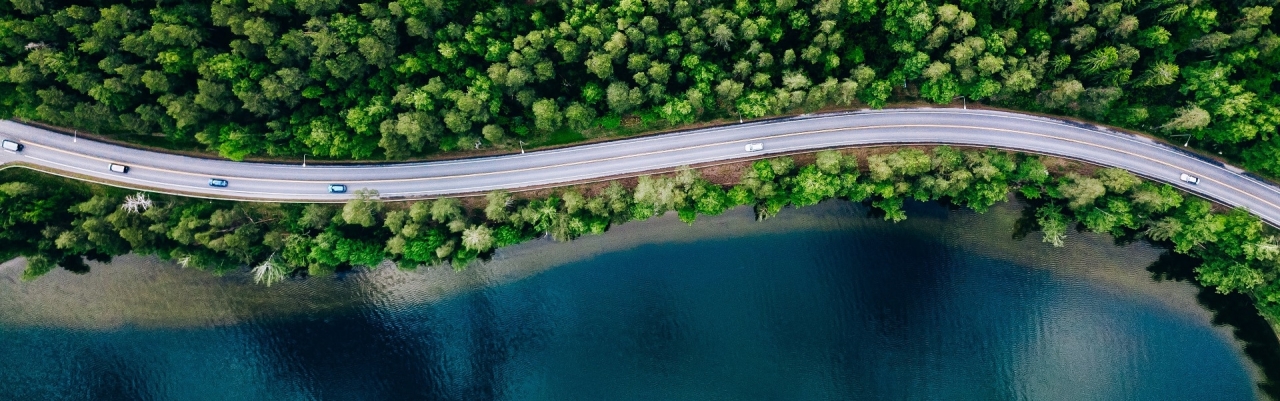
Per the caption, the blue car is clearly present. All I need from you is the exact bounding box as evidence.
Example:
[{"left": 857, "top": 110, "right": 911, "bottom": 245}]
[
  {"left": 208, "top": 178, "right": 229, "bottom": 187},
  {"left": 328, "top": 184, "right": 348, "bottom": 193}
]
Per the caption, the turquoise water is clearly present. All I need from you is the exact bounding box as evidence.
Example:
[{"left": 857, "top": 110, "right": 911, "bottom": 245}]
[{"left": 0, "top": 201, "right": 1263, "bottom": 400}]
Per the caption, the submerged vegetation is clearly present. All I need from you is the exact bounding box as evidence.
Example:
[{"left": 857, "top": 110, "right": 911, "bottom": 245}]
[
  {"left": 4, "top": 146, "right": 1280, "bottom": 325},
  {"left": 3, "top": 0, "right": 1280, "bottom": 175}
]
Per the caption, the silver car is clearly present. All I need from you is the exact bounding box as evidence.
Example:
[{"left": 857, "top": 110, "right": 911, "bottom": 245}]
[
  {"left": 744, "top": 143, "right": 764, "bottom": 152},
  {"left": 1180, "top": 173, "right": 1199, "bottom": 185}
]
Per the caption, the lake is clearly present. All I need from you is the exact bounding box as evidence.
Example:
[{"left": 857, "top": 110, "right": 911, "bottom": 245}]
[{"left": 0, "top": 200, "right": 1268, "bottom": 400}]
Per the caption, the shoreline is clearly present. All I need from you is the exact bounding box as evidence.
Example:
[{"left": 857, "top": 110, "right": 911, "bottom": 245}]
[
  {"left": 1, "top": 197, "right": 1266, "bottom": 393},
  {"left": 0, "top": 199, "right": 1220, "bottom": 329}
]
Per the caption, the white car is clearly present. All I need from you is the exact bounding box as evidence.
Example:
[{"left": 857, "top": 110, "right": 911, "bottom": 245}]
[
  {"left": 1180, "top": 173, "right": 1200, "bottom": 185},
  {"left": 744, "top": 143, "right": 764, "bottom": 152},
  {"left": 1, "top": 140, "right": 22, "bottom": 152},
  {"left": 108, "top": 163, "right": 129, "bottom": 173}
]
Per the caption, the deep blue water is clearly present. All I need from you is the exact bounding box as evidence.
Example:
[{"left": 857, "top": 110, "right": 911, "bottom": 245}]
[{"left": 0, "top": 202, "right": 1260, "bottom": 400}]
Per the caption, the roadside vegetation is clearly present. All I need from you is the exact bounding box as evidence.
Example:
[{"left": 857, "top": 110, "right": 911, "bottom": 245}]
[
  {"left": 5, "top": 146, "right": 1280, "bottom": 325},
  {"left": 3, "top": 0, "right": 1280, "bottom": 175}
]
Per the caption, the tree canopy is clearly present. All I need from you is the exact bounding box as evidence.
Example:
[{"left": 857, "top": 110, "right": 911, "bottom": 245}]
[{"left": 3, "top": 0, "right": 1279, "bottom": 176}]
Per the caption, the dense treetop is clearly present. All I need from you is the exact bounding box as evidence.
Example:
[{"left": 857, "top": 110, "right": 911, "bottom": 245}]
[{"left": 2, "top": 0, "right": 1280, "bottom": 173}]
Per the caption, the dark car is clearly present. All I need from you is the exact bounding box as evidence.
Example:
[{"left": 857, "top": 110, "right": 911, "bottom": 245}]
[
  {"left": 328, "top": 184, "right": 348, "bottom": 193},
  {"left": 208, "top": 178, "right": 229, "bottom": 187}
]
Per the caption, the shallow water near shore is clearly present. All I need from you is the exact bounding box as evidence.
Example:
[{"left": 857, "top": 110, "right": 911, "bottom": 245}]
[{"left": 0, "top": 200, "right": 1268, "bottom": 399}]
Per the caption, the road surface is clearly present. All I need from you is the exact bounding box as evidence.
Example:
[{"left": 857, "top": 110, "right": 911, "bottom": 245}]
[{"left": 3, "top": 108, "right": 1280, "bottom": 227}]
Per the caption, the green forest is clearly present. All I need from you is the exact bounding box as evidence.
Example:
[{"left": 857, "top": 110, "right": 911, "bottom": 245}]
[
  {"left": 3, "top": 0, "right": 1280, "bottom": 173},
  {"left": 5, "top": 146, "right": 1280, "bottom": 323}
]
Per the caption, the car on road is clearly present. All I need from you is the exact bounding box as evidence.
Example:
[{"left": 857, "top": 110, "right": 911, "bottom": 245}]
[
  {"left": 328, "top": 184, "right": 347, "bottom": 193},
  {"left": 208, "top": 178, "right": 229, "bottom": 187},
  {"left": 109, "top": 163, "right": 129, "bottom": 174},
  {"left": 2, "top": 140, "right": 22, "bottom": 152},
  {"left": 1180, "top": 173, "right": 1200, "bottom": 185},
  {"left": 745, "top": 142, "right": 764, "bottom": 152}
]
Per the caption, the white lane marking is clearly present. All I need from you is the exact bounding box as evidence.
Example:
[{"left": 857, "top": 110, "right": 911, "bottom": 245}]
[
  {"left": 17, "top": 122, "right": 1267, "bottom": 201},
  {"left": 21, "top": 155, "right": 348, "bottom": 198},
  {"left": 11, "top": 112, "right": 1280, "bottom": 225},
  {"left": 19, "top": 137, "right": 1280, "bottom": 227}
]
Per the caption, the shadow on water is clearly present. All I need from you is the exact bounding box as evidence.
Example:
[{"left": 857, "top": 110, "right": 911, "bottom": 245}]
[
  {"left": 1008, "top": 198, "right": 1145, "bottom": 247},
  {"left": 1010, "top": 199, "right": 1041, "bottom": 242},
  {"left": 254, "top": 291, "right": 528, "bottom": 400},
  {"left": 860, "top": 199, "right": 957, "bottom": 222},
  {"left": 1146, "top": 250, "right": 1280, "bottom": 398},
  {"left": 1007, "top": 197, "right": 1280, "bottom": 397},
  {"left": 82, "top": 352, "right": 145, "bottom": 400},
  {"left": 268, "top": 313, "right": 458, "bottom": 399}
]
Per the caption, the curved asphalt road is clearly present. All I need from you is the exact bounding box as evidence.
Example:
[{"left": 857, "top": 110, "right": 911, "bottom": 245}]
[{"left": 4, "top": 108, "right": 1280, "bottom": 227}]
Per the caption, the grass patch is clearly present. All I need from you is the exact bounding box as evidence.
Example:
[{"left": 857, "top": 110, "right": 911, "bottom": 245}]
[
  {"left": 116, "top": 134, "right": 205, "bottom": 153},
  {"left": 532, "top": 127, "right": 587, "bottom": 147}
]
